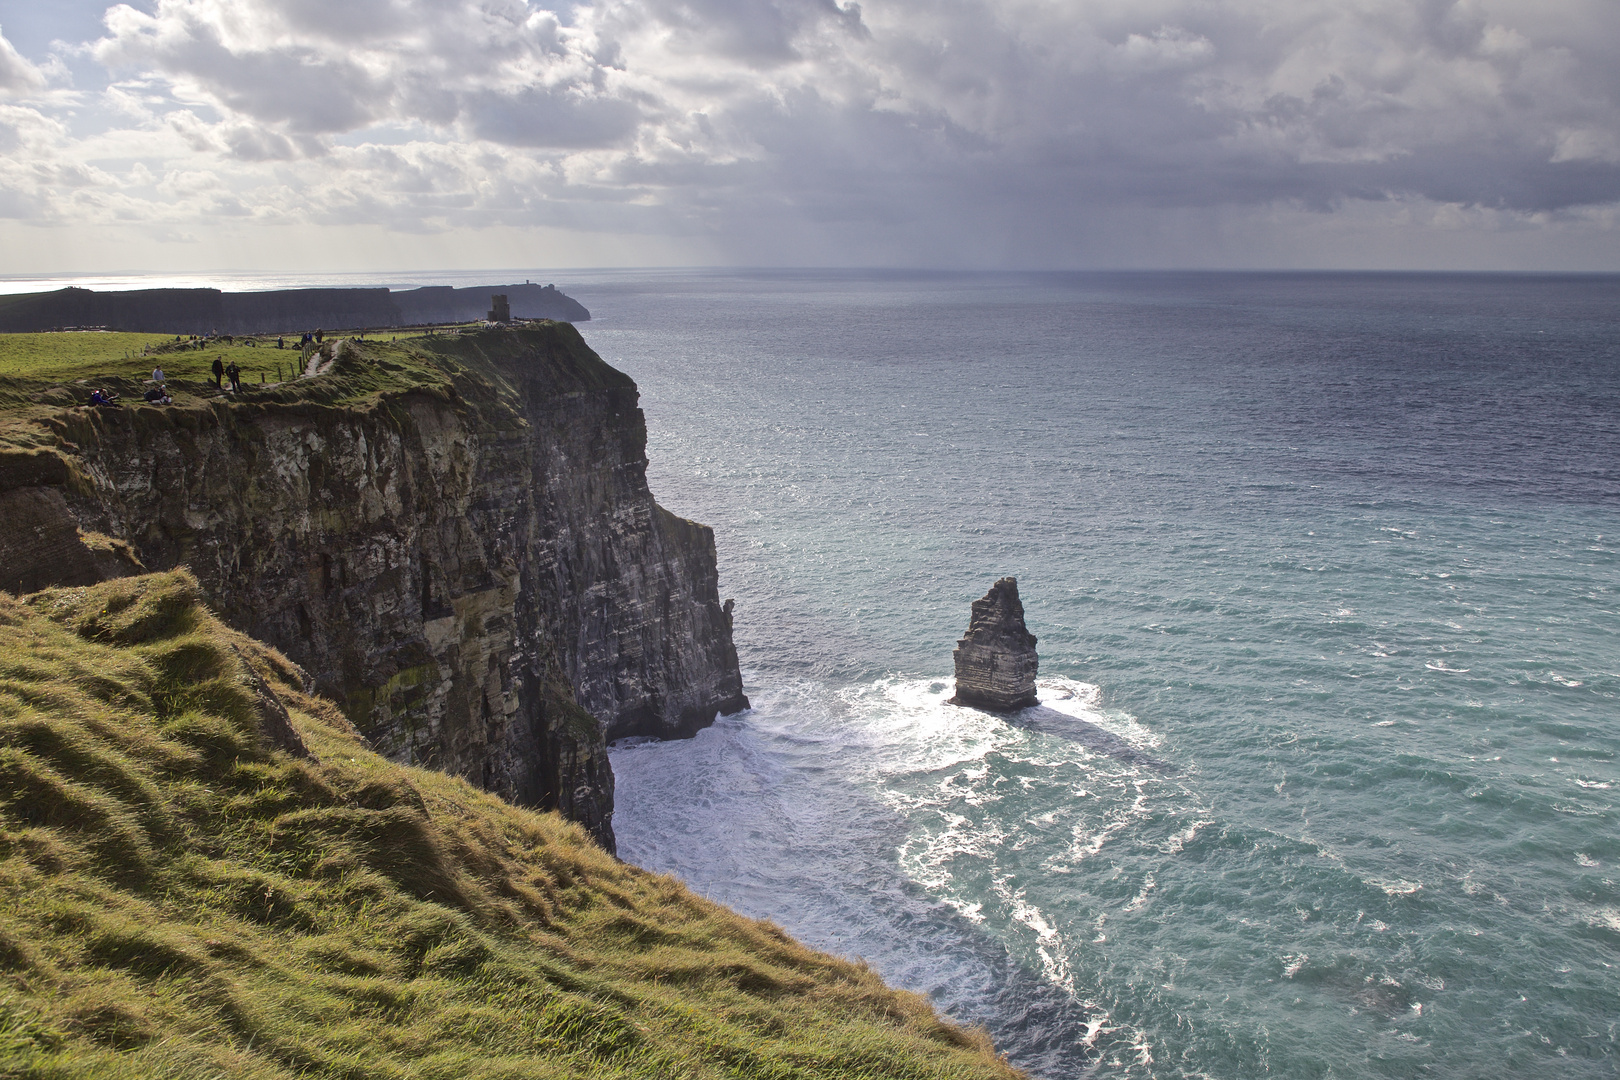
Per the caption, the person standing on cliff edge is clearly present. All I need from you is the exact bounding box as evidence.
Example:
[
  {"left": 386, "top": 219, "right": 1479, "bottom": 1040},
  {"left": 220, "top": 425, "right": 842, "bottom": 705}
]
[
  {"left": 151, "top": 365, "right": 165, "bottom": 386},
  {"left": 211, "top": 356, "right": 224, "bottom": 389}
]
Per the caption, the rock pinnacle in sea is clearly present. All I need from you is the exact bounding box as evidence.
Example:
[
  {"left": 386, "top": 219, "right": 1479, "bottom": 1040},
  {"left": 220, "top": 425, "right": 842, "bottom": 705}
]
[{"left": 949, "top": 577, "right": 1039, "bottom": 711}]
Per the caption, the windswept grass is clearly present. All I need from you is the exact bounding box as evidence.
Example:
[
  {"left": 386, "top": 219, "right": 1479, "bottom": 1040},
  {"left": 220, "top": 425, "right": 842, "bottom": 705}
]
[
  {"left": 0, "top": 327, "right": 487, "bottom": 386},
  {"left": 0, "top": 325, "right": 570, "bottom": 457},
  {"left": 0, "top": 334, "right": 176, "bottom": 379},
  {"left": 0, "top": 571, "right": 1022, "bottom": 1080},
  {"left": 0, "top": 332, "right": 336, "bottom": 385}
]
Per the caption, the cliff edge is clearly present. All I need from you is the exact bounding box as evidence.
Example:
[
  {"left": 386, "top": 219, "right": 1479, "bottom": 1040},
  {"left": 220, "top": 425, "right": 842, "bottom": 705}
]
[
  {"left": 0, "top": 572, "right": 1020, "bottom": 1079},
  {"left": 0, "top": 324, "right": 749, "bottom": 850}
]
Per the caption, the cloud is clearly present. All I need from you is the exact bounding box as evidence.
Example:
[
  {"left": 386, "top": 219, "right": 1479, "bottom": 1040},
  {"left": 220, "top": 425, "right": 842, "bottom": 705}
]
[
  {"left": 91, "top": 0, "right": 637, "bottom": 139},
  {"left": 1552, "top": 128, "right": 1620, "bottom": 165},
  {"left": 0, "top": 0, "right": 1616, "bottom": 266},
  {"left": 0, "top": 25, "right": 47, "bottom": 94},
  {"left": 464, "top": 87, "right": 641, "bottom": 149}
]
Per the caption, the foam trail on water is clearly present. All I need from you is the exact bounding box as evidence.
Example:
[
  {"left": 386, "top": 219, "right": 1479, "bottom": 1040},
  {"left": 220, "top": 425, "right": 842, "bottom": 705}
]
[
  {"left": 597, "top": 270, "right": 1620, "bottom": 1079},
  {"left": 612, "top": 674, "right": 1171, "bottom": 1078}
]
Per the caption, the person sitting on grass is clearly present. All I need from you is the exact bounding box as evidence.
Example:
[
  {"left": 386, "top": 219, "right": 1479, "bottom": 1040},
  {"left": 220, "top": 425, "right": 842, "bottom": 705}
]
[{"left": 88, "top": 388, "right": 119, "bottom": 407}]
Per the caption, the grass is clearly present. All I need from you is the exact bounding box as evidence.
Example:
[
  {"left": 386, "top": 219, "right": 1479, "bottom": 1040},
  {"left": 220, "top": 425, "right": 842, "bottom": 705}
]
[
  {"left": 0, "top": 335, "right": 176, "bottom": 379},
  {"left": 0, "top": 571, "right": 1023, "bottom": 1080},
  {"left": 0, "top": 325, "right": 549, "bottom": 458},
  {"left": 0, "top": 330, "right": 445, "bottom": 385}
]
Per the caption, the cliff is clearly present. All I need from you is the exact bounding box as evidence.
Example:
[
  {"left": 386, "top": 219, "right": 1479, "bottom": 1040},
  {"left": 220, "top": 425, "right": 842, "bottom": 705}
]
[
  {"left": 0, "top": 324, "right": 747, "bottom": 850},
  {"left": 393, "top": 283, "right": 590, "bottom": 326},
  {"left": 950, "top": 577, "right": 1039, "bottom": 712},
  {"left": 0, "top": 282, "right": 589, "bottom": 335},
  {"left": 0, "top": 572, "right": 1022, "bottom": 1079}
]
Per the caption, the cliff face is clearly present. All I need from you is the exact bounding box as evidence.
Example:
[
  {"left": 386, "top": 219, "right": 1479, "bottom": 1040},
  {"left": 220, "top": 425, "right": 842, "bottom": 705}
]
[
  {"left": 950, "top": 577, "right": 1038, "bottom": 712},
  {"left": 0, "top": 325, "right": 746, "bottom": 850}
]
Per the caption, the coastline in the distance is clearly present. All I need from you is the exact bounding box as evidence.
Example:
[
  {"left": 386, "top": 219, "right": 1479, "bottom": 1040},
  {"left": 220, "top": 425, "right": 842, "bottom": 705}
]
[{"left": 0, "top": 281, "right": 590, "bottom": 335}]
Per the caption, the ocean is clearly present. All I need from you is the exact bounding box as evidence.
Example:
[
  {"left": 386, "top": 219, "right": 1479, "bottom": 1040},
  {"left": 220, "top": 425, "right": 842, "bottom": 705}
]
[
  {"left": 568, "top": 270, "right": 1620, "bottom": 1079},
  {"left": 16, "top": 265, "right": 1613, "bottom": 1077}
]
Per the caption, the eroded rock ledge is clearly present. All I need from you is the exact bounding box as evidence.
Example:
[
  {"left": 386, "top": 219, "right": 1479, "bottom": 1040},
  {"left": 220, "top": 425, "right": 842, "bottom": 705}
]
[
  {"left": 950, "top": 577, "right": 1039, "bottom": 712},
  {"left": 0, "top": 325, "right": 749, "bottom": 851}
]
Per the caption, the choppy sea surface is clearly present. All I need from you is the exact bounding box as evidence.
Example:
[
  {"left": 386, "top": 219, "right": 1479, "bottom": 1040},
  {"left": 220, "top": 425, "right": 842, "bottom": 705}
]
[
  {"left": 569, "top": 271, "right": 1619, "bottom": 1080},
  {"left": 26, "top": 267, "right": 1613, "bottom": 1077}
]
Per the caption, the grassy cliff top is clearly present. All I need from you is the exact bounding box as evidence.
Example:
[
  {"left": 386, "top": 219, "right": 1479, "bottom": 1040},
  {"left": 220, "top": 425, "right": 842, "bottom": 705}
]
[
  {"left": 0, "top": 324, "right": 628, "bottom": 459},
  {"left": 0, "top": 570, "right": 1022, "bottom": 1080},
  {"left": 0, "top": 334, "right": 178, "bottom": 379}
]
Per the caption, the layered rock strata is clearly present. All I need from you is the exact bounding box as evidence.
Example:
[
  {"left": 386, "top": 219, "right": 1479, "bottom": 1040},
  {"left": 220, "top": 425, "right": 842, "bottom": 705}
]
[
  {"left": 950, "top": 577, "right": 1039, "bottom": 711},
  {"left": 0, "top": 325, "right": 747, "bottom": 850}
]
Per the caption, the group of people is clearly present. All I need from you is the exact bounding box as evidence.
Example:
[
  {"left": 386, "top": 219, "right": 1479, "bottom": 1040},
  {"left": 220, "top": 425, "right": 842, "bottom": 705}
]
[
  {"left": 145, "top": 366, "right": 173, "bottom": 404},
  {"left": 84, "top": 369, "right": 169, "bottom": 407},
  {"left": 83, "top": 332, "right": 316, "bottom": 409},
  {"left": 88, "top": 357, "right": 240, "bottom": 409},
  {"left": 84, "top": 382, "right": 169, "bottom": 408},
  {"left": 210, "top": 356, "right": 245, "bottom": 392}
]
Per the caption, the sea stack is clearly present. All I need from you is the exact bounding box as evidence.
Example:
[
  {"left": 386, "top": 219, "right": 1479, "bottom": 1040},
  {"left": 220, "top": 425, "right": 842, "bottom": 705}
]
[{"left": 950, "top": 577, "right": 1039, "bottom": 711}]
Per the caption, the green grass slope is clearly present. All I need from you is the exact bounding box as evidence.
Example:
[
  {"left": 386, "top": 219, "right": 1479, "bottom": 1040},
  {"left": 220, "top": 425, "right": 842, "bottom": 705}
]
[
  {"left": 0, "top": 334, "right": 177, "bottom": 379},
  {"left": 0, "top": 325, "right": 591, "bottom": 459},
  {"left": 0, "top": 572, "right": 1022, "bottom": 1080},
  {"left": 0, "top": 330, "right": 458, "bottom": 384}
]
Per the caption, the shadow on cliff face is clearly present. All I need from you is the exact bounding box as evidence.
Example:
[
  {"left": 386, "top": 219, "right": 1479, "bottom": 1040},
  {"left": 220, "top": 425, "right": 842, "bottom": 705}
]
[{"left": 0, "top": 324, "right": 748, "bottom": 854}]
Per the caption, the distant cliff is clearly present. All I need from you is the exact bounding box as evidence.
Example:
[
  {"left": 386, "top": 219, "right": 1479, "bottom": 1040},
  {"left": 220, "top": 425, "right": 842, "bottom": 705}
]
[
  {"left": 0, "top": 324, "right": 745, "bottom": 849},
  {"left": 0, "top": 282, "right": 589, "bottom": 334}
]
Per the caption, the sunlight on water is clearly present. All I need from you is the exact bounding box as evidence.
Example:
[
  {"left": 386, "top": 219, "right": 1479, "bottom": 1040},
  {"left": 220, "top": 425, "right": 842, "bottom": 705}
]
[{"left": 599, "top": 270, "right": 1619, "bottom": 1079}]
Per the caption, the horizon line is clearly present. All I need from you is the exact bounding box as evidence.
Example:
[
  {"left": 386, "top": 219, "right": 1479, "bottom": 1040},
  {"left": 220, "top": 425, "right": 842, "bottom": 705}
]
[{"left": 2, "top": 265, "right": 1618, "bottom": 296}]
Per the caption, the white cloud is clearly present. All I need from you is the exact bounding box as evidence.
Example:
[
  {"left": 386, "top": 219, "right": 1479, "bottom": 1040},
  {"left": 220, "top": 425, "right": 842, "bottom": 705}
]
[
  {"left": 0, "top": 0, "right": 1614, "bottom": 267},
  {"left": 0, "top": 25, "right": 47, "bottom": 94},
  {"left": 1113, "top": 26, "right": 1214, "bottom": 72},
  {"left": 1552, "top": 127, "right": 1620, "bottom": 164}
]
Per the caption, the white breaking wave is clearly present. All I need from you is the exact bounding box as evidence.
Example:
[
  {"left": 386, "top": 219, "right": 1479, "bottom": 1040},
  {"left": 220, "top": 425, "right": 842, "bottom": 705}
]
[{"left": 612, "top": 671, "right": 1170, "bottom": 1076}]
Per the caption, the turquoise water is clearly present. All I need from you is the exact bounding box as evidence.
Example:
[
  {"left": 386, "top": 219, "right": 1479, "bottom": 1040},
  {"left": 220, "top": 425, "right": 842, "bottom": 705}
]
[{"left": 576, "top": 270, "right": 1619, "bottom": 1078}]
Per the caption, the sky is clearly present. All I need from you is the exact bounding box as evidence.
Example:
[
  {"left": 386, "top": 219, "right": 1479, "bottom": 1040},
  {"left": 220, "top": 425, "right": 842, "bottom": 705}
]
[{"left": 1, "top": 0, "right": 1618, "bottom": 274}]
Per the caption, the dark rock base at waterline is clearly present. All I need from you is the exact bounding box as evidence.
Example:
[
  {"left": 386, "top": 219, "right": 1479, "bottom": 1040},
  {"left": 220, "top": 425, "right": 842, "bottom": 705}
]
[{"left": 949, "top": 577, "right": 1039, "bottom": 712}]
